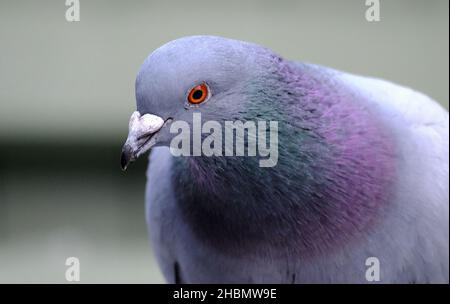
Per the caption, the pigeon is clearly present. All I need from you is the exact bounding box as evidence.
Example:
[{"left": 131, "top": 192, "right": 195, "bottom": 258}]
[{"left": 121, "top": 36, "right": 449, "bottom": 283}]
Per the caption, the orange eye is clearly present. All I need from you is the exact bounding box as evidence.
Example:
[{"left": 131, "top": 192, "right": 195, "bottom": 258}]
[{"left": 188, "top": 83, "right": 209, "bottom": 104}]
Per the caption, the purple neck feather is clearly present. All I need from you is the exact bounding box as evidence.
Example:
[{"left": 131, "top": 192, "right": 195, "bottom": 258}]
[{"left": 175, "top": 63, "right": 397, "bottom": 259}]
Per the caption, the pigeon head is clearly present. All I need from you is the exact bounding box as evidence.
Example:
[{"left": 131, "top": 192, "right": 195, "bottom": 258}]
[{"left": 121, "top": 35, "right": 282, "bottom": 170}]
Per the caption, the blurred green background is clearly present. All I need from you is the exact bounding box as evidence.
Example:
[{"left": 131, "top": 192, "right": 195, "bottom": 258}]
[{"left": 0, "top": 0, "right": 448, "bottom": 283}]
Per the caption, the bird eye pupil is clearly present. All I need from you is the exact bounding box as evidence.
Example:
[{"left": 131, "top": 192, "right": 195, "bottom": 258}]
[{"left": 192, "top": 90, "right": 203, "bottom": 100}]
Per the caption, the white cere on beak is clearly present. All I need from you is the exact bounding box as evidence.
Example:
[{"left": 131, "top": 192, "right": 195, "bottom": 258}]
[
  {"left": 128, "top": 111, "right": 164, "bottom": 135},
  {"left": 121, "top": 111, "right": 164, "bottom": 170}
]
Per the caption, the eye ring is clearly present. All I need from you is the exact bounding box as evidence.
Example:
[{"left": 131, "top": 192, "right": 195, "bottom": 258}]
[{"left": 187, "top": 83, "right": 210, "bottom": 105}]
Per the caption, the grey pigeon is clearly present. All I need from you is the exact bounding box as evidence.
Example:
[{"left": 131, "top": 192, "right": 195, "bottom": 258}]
[{"left": 121, "top": 36, "right": 449, "bottom": 283}]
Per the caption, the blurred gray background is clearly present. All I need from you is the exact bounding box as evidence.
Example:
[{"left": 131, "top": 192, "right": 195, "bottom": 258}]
[{"left": 0, "top": 0, "right": 448, "bottom": 283}]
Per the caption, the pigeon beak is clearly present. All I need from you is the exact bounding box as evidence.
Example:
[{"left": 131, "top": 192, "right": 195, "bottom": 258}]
[
  {"left": 120, "top": 144, "right": 135, "bottom": 171},
  {"left": 120, "top": 111, "right": 165, "bottom": 171}
]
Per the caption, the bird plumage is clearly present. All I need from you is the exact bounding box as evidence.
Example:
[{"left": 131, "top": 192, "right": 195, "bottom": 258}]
[{"left": 137, "top": 36, "right": 449, "bottom": 283}]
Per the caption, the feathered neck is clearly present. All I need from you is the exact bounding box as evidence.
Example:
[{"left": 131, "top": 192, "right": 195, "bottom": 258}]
[{"left": 170, "top": 63, "right": 397, "bottom": 259}]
